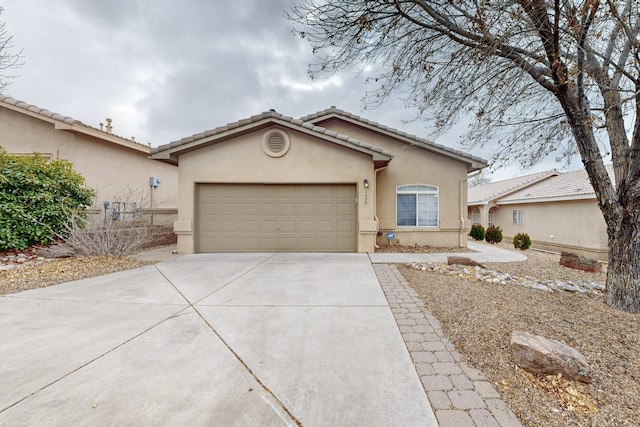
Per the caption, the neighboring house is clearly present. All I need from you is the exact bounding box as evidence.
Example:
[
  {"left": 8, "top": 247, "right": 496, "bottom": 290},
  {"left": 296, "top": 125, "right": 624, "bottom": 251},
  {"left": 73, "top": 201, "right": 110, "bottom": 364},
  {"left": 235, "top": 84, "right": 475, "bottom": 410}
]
[
  {"left": 468, "top": 168, "right": 611, "bottom": 261},
  {"left": 0, "top": 96, "right": 178, "bottom": 225},
  {"left": 151, "top": 107, "right": 487, "bottom": 253}
]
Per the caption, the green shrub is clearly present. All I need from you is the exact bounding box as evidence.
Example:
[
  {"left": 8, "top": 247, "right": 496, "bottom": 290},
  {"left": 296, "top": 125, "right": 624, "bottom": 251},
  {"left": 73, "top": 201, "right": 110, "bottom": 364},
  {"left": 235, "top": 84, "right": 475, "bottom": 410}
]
[
  {"left": 513, "top": 232, "right": 532, "bottom": 250},
  {"left": 0, "top": 147, "right": 94, "bottom": 250},
  {"left": 469, "top": 224, "right": 485, "bottom": 241},
  {"left": 485, "top": 225, "right": 503, "bottom": 244}
]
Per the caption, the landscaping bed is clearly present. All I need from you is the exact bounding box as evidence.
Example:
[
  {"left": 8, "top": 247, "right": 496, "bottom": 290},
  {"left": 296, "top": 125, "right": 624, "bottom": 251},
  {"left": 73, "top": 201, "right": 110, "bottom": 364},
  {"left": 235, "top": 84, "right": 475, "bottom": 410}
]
[{"left": 400, "top": 246, "right": 638, "bottom": 427}]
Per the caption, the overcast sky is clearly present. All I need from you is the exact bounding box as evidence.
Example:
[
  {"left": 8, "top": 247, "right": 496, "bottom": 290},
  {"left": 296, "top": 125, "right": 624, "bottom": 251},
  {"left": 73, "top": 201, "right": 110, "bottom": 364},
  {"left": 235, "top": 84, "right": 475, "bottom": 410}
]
[{"left": 1, "top": 1, "right": 581, "bottom": 180}]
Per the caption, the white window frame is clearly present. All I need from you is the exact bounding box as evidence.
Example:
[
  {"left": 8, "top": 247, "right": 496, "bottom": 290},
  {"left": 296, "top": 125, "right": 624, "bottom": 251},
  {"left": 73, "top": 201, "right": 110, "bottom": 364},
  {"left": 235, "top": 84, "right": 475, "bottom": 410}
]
[
  {"left": 512, "top": 209, "right": 525, "bottom": 225},
  {"left": 396, "top": 184, "right": 439, "bottom": 227},
  {"left": 471, "top": 208, "right": 481, "bottom": 225},
  {"left": 488, "top": 209, "right": 495, "bottom": 227}
]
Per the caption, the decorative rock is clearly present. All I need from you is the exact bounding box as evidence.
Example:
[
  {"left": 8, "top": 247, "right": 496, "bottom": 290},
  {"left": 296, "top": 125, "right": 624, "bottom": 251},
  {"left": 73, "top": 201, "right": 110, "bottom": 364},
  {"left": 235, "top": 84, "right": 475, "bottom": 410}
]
[
  {"left": 33, "top": 244, "right": 77, "bottom": 259},
  {"left": 560, "top": 252, "right": 602, "bottom": 272},
  {"left": 407, "top": 261, "right": 605, "bottom": 294},
  {"left": 447, "top": 256, "right": 486, "bottom": 269},
  {"left": 510, "top": 331, "right": 592, "bottom": 383}
]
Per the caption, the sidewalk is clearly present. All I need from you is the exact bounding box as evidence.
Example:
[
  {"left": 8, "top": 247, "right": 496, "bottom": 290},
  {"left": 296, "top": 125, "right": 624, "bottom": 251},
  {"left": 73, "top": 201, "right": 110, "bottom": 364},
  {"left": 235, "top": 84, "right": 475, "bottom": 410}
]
[{"left": 368, "top": 241, "right": 527, "bottom": 264}]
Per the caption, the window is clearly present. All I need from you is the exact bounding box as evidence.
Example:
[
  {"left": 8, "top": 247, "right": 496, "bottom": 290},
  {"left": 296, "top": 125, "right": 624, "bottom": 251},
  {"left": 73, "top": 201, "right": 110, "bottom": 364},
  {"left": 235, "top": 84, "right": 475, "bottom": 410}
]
[
  {"left": 471, "top": 208, "right": 481, "bottom": 224},
  {"left": 397, "top": 185, "right": 439, "bottom": 227},
  {"left": 488, "top": 209, "right": 495, "bottom": 227},
  {"left": 512, "top": 209, "right": 524, "bottom": 225}
]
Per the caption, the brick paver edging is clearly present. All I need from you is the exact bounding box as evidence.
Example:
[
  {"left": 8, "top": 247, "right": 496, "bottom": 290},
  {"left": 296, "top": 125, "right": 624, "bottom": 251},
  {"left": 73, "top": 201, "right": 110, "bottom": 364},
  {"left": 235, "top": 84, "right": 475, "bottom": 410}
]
[{"left": 373, "top": 264, "right": 522, "bottom": 427}]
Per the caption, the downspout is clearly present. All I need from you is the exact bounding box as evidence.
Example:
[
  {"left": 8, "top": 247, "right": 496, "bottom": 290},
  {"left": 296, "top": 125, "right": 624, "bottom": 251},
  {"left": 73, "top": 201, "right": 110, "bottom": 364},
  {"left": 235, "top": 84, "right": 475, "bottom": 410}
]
[
  {"left": 373, "top": 165, "right": 388, "bottom": 249},
  {"left": 460, "top": 169, "right": 482, "bottom": 247}
]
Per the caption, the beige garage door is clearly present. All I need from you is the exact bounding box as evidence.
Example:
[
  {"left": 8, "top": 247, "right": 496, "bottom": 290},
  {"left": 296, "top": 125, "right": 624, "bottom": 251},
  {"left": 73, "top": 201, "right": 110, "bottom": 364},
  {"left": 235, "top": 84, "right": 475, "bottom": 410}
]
[{"left": 196, "top": 184, "right": 357, "bottom": 252}]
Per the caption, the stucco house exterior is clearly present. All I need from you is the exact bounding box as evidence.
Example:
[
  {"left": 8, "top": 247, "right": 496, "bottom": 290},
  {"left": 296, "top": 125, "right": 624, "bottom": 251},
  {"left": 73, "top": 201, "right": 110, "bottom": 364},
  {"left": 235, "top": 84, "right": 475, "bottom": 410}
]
[
  {"left": 468, "top": 167, "right": 611, "bottom": 261},
  {"left": 0, "top": 96, "right": 178, "bottom": 224},
  {"left": 151, "top": 107, "right": 487, "bottom": 254}
]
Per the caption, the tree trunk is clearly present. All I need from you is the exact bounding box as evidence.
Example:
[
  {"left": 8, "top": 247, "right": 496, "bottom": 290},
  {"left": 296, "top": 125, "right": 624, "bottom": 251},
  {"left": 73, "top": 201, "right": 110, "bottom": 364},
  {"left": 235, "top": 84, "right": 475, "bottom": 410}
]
[{"left": 606, "top": 210, "right": 640, "bottom": 313}]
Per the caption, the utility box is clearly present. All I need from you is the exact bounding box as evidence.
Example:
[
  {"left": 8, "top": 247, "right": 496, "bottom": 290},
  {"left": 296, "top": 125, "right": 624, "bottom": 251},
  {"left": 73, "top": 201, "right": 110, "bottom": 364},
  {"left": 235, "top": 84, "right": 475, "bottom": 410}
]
[{"left": 150, "top": 177, "right": 161, "bottom": 187}]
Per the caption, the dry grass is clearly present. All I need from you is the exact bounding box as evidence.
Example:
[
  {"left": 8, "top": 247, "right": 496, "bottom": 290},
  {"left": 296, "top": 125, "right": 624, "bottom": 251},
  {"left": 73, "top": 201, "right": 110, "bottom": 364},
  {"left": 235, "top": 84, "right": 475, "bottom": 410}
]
[{"left": 400, "top": 247, "right": 639, "bottom": 427}]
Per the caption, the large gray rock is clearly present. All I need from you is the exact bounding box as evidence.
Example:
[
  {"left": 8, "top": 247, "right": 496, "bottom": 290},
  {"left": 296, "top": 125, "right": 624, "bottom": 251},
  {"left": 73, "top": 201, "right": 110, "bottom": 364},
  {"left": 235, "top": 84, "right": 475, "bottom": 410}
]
[
  {"left": 560, "top": 252, "right": 602, "bottom": 272},
  {"left": 33, "top": 243, "right": 77, "bottom": 259},
  {"left": 447, "top": 256, "right": 485, "bottom": 269},
  {"left": 510, "top": 331, "right": 592, "bottom": 383}
]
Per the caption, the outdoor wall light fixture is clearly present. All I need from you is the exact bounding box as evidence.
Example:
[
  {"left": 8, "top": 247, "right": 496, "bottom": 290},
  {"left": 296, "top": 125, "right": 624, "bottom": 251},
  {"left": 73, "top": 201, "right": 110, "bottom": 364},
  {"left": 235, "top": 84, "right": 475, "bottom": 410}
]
[{"left": 364, "top": 179, "right": 369, "bottom": 188}]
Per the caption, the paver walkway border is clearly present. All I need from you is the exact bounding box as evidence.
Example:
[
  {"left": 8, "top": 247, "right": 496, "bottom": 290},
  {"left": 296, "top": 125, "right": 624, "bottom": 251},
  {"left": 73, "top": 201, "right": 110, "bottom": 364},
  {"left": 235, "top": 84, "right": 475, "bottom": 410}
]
[{"left": 374, "top": 264, "right": 523, "bottom": 427}]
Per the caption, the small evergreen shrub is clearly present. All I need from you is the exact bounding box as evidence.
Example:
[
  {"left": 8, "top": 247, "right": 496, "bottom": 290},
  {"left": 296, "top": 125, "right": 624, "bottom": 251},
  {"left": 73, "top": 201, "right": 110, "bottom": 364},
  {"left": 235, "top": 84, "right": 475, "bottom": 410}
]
[
  {"left": 513, "top": 232, "right": 532, "bottom": 250},
  {"left": 485, "top": 225, "right": 503, "bottom": 244},
  {"left": 469, "top": 224, "right": 485, "bottom": 241}
]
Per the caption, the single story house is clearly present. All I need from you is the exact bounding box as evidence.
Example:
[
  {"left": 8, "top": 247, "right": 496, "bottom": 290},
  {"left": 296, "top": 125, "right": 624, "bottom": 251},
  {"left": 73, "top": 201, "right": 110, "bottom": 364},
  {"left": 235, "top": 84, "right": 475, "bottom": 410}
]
[
  {"left": 0, "top": 96, "right": 178, "bottom": 225},
  {"left": 468, "top": 167, "right": 611, "bottom": 261},
  {"left": 151, "top": 107, "right": 487, "bottom": 253}
]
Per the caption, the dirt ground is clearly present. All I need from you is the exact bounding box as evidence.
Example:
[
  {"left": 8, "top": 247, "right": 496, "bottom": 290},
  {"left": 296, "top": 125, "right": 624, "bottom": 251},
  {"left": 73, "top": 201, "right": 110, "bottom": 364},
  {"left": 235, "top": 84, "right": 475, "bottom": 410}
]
[{"left": 400, "top": 246, "right": 639, "bottom": 427}]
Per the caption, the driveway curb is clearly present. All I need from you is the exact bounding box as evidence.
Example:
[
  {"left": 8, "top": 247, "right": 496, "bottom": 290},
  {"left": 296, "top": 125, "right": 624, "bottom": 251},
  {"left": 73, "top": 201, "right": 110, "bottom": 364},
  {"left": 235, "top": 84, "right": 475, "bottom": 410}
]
[{"left": 374, "top": 264, "right": 523, "bottom": 427}]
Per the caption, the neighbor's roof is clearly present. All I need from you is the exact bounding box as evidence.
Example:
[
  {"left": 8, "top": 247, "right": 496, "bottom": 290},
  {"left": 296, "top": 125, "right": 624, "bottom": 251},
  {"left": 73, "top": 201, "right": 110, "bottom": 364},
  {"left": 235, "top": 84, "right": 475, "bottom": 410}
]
[
  {"left": 468, "top": 164, "right": 614, "bottom": 205},
  {"left": 0, "top": 96, "right": 151, "bottom": 154},
  {"left": 498, "top": 165, "right": 614, "bottom": 204},
  {"left": 468, "top": 170, "right": 558, "bottom": 205},
  {"left": 301, "top": 107, "right": 488, "bottom": 172},
  {"left": 151, "top": 110, "right": 394, "bottom": 165}
]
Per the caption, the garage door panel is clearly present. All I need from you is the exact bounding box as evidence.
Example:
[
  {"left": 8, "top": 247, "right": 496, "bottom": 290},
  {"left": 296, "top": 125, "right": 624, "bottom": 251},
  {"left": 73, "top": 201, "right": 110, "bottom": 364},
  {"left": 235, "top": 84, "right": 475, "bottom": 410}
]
[
  {"left": 261, "top": 202, "right": 277, "bottom": 216},
  {"left": 197, "top": 184, "right": 356, "bottom": 252}
]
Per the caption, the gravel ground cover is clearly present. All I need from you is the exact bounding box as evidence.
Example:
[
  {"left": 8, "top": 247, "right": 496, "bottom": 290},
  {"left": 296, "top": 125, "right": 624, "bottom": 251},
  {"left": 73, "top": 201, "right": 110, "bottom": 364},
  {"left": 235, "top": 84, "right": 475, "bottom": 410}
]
[
  {"left": 0, "top": 255, "right": 151, "bottom": 295},
  {"left": 400, "top": 243, "right": 639, "bottom": 427}
]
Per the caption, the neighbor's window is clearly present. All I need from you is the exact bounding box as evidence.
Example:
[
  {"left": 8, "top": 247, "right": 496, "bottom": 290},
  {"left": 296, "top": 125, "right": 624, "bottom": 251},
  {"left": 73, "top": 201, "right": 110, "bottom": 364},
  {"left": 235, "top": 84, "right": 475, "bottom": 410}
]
[
  {"left": 397, "top": 185, "right": 439, "bottom": 227},
  {"left": 488, "top": 209, "right": 495, "bottom": 227},
  {"left": 471, "top": 208, "right": 481, "bottom": 224},
  {"left": 512, "top": 209, "right": 524, "bottom": 225}
]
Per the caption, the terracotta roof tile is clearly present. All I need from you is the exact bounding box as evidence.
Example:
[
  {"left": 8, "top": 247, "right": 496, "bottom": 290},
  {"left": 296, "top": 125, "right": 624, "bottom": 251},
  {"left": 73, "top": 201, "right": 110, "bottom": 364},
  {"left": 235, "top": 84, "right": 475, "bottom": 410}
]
[
  {"left": 0, "top": 95, "right": 149, "bottom": 149},
  {"left": 468, "top": 171, "right": 557, "bottom": 204},
  {"left": 300, "top": 106, "right": 487, "bottom": 167},
  {"left": 469, "top": 165, "right": 615, "bottom": 204},
  {"left": 500, "top": 165, "right": 614, "bottom": 202},
  {"left": 153, "top": 109, "right": 395, "bottom": 158}
]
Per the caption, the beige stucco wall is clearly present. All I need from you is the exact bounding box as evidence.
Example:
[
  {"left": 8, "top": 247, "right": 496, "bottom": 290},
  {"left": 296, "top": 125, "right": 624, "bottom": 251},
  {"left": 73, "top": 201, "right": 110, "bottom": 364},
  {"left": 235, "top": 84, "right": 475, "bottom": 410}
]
[
  {"left": 0, "top": 106, "right": 178, "bottom": 225},
  {"left": 469, "top": 199, "right": 608, "bottom": 260},
  {"left": 316, "top": 119, "right": 470, "bottom": 248},
  {"left": 173, "top": 125, "right": 377, "bottom": 253}
]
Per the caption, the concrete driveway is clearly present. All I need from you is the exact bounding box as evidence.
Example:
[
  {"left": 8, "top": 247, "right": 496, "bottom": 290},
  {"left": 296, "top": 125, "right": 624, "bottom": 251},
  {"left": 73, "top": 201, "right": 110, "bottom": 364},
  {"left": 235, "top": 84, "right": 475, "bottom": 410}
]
[{"left": 0, "top": 253, "right": 437, "bottom": 426}]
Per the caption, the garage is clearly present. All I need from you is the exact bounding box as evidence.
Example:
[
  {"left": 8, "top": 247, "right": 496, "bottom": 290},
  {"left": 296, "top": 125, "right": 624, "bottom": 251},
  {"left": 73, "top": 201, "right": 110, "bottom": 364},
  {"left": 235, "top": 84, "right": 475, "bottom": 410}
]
[{"left": 196, "top": 184, "right": 357, "bottom": 252}]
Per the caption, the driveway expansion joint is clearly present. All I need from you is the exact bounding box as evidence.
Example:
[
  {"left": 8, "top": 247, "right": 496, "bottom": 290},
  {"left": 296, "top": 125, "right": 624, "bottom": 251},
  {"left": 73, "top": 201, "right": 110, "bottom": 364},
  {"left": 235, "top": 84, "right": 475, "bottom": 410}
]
[
  {"left": 374, "top": 264, "right": 522, "bottom": 427},
  {"left": 153, "top": 262, "right": 302, "bottom": 426}
]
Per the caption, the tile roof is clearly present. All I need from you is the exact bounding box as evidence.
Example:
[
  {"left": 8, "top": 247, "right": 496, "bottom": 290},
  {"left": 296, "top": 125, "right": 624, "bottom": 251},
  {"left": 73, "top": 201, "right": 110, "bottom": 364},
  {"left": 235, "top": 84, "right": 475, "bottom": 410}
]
[
  {"left": 469, "top": 164, "right": 615, "bottom": 205},
  {"left": 300, "top": 106, "right": 487, "bottom": 169},
  {"left": 152, "top": 109, "right": 394, "bottom": 159},
  {"left": 499, "top": 165, "right": 614, "bottom": 203},
  {"left": 468, "top": 170, "right": 558, "bottom": 204},
  {"left": 0, "top": 95, "right": 150, "bottom": 151}
]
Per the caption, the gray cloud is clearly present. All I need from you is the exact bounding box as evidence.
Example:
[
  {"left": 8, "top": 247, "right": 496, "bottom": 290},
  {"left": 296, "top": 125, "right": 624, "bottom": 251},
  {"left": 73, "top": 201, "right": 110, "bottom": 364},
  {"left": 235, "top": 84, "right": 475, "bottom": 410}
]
[{"left": 1, "top": 1, "right": 580, "bottom": 179}]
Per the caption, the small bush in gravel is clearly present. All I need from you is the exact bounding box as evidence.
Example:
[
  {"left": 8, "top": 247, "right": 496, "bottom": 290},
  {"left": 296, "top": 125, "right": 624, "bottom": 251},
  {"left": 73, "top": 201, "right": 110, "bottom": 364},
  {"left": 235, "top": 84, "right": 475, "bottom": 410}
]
[
  {"left": 485, "top": 225, "right": 503, "bottom": 244},
  {"left": 470, "top": 224, "right": 485, "bottom": 241},
  {"left": 513, "top": 233, "right": 531, "bottom": 250}
]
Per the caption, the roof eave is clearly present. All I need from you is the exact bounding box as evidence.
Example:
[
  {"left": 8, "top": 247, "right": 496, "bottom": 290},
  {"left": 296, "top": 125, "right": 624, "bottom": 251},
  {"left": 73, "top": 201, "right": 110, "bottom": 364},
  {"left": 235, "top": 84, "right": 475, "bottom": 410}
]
[
  {"left": 152, "top": 116, "right": 394, "bottom": 164},
  {"left": 304, "top": 111, "right": 487, "bottom": 168}
]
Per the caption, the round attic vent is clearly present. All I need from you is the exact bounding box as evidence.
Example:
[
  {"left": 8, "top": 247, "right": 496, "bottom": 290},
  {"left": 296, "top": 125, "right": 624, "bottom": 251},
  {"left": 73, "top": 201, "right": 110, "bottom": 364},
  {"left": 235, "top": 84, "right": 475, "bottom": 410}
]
[{"left": 262, "top": 130, "right": 290, "bottom": 157}]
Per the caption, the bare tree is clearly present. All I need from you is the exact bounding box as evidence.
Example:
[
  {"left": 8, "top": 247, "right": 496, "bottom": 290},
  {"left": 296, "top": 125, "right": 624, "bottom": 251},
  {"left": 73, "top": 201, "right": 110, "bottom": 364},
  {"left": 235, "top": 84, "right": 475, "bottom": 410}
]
[
  {"left": 0, "top": 7, "right": 23, "bottom": 93},
  {"left": 469, "top": 171, "right": 493, "bottom": 187},
  {"left": 289, "top": 0, "right": 640, "bottom": 312}
]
